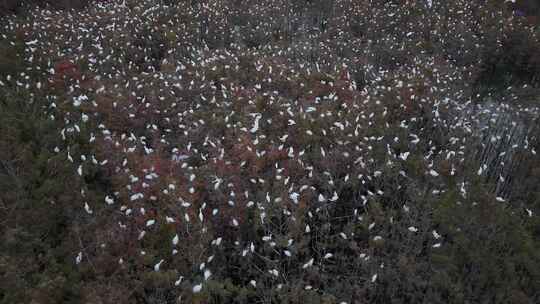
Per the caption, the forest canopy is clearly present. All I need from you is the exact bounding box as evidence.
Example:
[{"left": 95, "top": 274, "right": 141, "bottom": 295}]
[{"left": 1, "top": 0, "right": 539, "bottom": 303}]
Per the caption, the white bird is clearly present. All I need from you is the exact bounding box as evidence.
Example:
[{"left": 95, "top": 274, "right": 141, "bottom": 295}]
[
  {"left": 302, "top": 258, "right": 314, "bottom": 269},
  {"left": 105, "top": 195, "right": 115, "bottom": 205},
  {"left": 250, "top": 114, "right": 262, "bottom": 133},
  {"left": 193, "top": 283, "right": 203, "bottom": 293},
  {"left": 289, "top": 192, "right": 300, "bottom": 204},
  {"left": 75, "top": 252, "right": 82, "bottom": 264},
  {"left": 399, "top": 152, "right": 410, "bottom": 161},
  {"left": 174, "top": 276, "right": 184, "bottom": 286},
  {"left": 154, "top": 259, "right": 164, "bottom": 271},
  {"left": 84, "top": 202, "right": 93, "bottom": 214},
  {"left": 172, "top": 234, "right": 179, "bottom": 246}
]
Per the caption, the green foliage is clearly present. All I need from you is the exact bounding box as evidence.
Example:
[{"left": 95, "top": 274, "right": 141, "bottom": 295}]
[{"left": 0, "top": 92, "right": 76, "bottom": 303}]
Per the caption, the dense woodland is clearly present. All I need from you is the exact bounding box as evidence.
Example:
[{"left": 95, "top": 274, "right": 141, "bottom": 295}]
[{"left": 1, "top": 0, "right": 540, "bottom": 303}]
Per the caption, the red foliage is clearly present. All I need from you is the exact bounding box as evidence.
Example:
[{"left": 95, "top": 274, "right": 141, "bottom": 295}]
[{"left": 51, "top": 59, "right": 82, "bottom": 87}]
